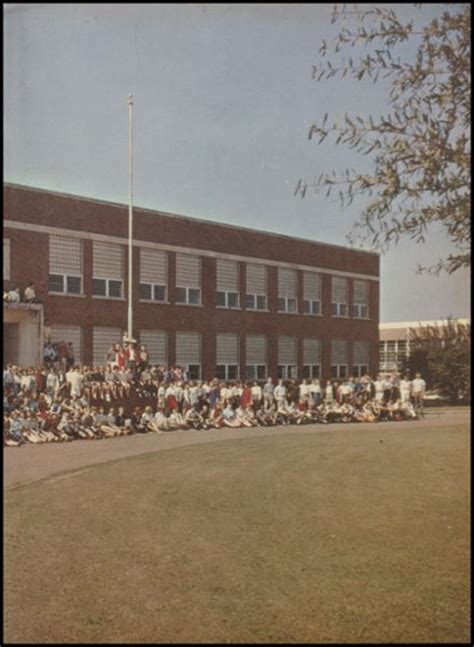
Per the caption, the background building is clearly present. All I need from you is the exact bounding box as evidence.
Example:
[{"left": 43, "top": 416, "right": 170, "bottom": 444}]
[
  {"left": 4, "top": 183, "right": 380, "bottom": 378},
  {"left": 379, "top": 319, "right": 470, "bottom": 376}
]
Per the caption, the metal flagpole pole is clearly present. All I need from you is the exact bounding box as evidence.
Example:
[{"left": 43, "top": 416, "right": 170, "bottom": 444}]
[{"left": 127, "top": 93, "right": 134, "bottom": 342}]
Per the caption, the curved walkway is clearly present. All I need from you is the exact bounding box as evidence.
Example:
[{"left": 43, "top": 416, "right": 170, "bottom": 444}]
[{"left": 4, "top": 408, "right": 469, "bottom": 489}]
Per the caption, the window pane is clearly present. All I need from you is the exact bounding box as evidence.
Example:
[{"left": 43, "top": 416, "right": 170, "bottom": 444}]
[
  {"left": 312, "top": 301, "right": 320, "bottom": 315},
  {"left": 303, "top": 300, "right": 310, "bottom": 314},
  {"left": 340, "top": 304, "right": 347, "bottom": 317},
  {"left": 189, "top": 364, "right": 200, "bottom": 380},
  {"left": 153, "top": 285, "right": 166, "bottom": 301},
  {"left": 228, "top": 292, "right": 239, "bottom": 308},
  {"left": 216, "top": 291, "right": 226, "bottom": 306},
  {"left": 256, "top": 295, "right": 266, "bottom": 310},
  {"left": 361, "top": 305, "right": 368, "bottom": 318},
  {"left": 246, "top": 365, "right": 256, "bottom": 380},
  {"left": 257, "top": 365, "right": 266, "bottom": 380},
  {"left": 288, "top": 298, "right": 297, "bottom": 313},
  {"left": 289, "top": 365, "right": 297, "bottom": 378},
  {"left": 278, "top": 298, "right": 286, "bottom": 311},
  {"left": 277, "top": 365, "right": 284, "bottom": 379},
  {"left": 331, "top": 303, "right": 338, "bottom": 315},
  {"left": 339, "top": 365, "right": 347, "bottom": 378},
  {"left": 331, "top": 365, "right": 338, "bottom": 379},
  {"left": 140, "top": 283, "right": 152, "bottom": 300},
  {"left": 189, "top": 288, "right": 200, "bottom": 304},
  {"left": 49, "top": 274, "right": 64, "bottom": 293},
  {"left": 216, "top": 365, "right": 226, "bottom": 380},
  {"left": 109, "top": 280, "right": 122, "bottom": 298},
  {"left": 246, "top": 294, "right": 255, "bottom": 309},
  {"left": 228, "top": 365, "right": 238, "bottom": 380},
  {"left": 66, "top": 276, "right": 81, "bottom": 294},
  {"left": 302, "top": 365, "right": 310, "bottom": 379},
  {"left": 92, "top": 278, "right": 107, "bottom": 296},
  {"left": 175, "top": 287, "right": 186, "bottom": 303}
]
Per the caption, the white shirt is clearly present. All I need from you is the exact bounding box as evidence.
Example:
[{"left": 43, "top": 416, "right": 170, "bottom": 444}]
[
  {"left": 299, "top": 383, "right": 311, "bottom": 398},
  {"left": 412, "top": 378, "right": 426, "bottom": 394},
  {"left": 251, "top": 385, "right": 263, "bottom": 400},
  {"left": 274, "top": 385, "right": 287, "bottom": 400},
  {"left": 400, "top": 379, "right": 411, "bottom": 392},
  {"left": 374, "top": 380, "right": 384, "bottom": 393},
  {"left": 8, "top": 290, "right": 20, "bottom": 302}
]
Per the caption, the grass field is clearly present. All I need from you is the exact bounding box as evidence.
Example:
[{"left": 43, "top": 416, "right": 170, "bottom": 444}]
[{"left": 4, "top": 419, "right": 470, "bottom": 644}]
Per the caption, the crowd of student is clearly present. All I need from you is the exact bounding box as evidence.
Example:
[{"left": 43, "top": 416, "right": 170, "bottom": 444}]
[{"left": 3, "top": 342, "right": 427, "bottom": 446}]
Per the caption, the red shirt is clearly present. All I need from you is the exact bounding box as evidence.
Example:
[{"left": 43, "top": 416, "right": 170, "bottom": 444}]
[{"left": 240, "top": 387, "right": 252, "bottom": 408}]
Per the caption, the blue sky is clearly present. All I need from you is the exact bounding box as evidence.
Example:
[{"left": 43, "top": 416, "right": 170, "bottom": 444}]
[{"left": 4, "top": 3, "right": 470, "bottom": 322}]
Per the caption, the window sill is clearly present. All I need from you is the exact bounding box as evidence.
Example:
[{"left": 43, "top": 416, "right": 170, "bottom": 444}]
[
  {"left": 302, "top": 312, "right": 323, "bottom": 317},
  {"left": 48, "top": 292, "right": 86, "bottom": 298},
  {"left": 174, "top": 302, "right": 203, "bottom": 307},
  {"left": 216, "top": 306, "right": 241, "bottom": 311},
  {"left": 139, "top": 299, "right": 170, "bottom": 305},
  {"left": 352, "top": 316, "right": 371, "bottom": 321},
  {"left": 92, "top": 296, "right": 126, "bottom": 301},
  {"left": 245, "top": 308, "right": 270, "bottom": 313},
  {"left": 277, "top": 310, "right": 300, "bottom": 315},
  {"left": 331, "top": 315, "right": 350, "bottom": 319}
]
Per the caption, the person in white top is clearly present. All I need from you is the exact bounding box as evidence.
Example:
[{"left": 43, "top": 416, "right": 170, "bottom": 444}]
[
  {"left": 324, "top": 380, "right": 334, "bottom": 403},
  {"left": 66, "top": 367, "right": 84, "bottom": 398},
  {"left": 309, "top": 379, "right": 322, "bottom": 405},
  {"left": 374, "top": 376, "right": 385, "bottom": 402},
  {"left": 299, "top": 379, "right": 311, "bottom": 403},
  {"left": 411, "top": 372, "right": 426, "bottom": 417},
  {"left": 399, "top": 376, "right": 412, "bottom": 404},
  {"left": 274, "top": 379, "right": 287, "bottom": 406},
  {"left": 8, "top": 287, "right": 20, "bottom": 303},
  {"left": 250, "top": 381, "right": 263, "bottom": 405}
]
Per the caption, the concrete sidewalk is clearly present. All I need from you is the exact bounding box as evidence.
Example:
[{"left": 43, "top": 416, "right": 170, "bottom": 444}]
[{"left": 4, "top": 409, "right": 469, "bottom": 489}]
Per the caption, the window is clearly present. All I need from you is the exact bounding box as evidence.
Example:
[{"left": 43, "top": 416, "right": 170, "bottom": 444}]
[
  {"left": 216, "top": 259, "right": 239, "bottom": 309},
  {"left": 50, "top": 325, "right": 83, "bottom": 364},
  {"left": 216, "top": 290, "right": 239, "bottom": 308},
  {"left": 277, "top": 365, "right": 298, "bottom": 379},
  {"left": 303, "top": 365, "right": 321, "bottom": 379},
  {"left": 140, "top": 249, "right": 167, "bottom": 302},
  {"left": 353, "top": 341, "right": 370, "bottom": 377},
  {"left": 278, "top": 336, "right": 297, "bottom": 379},
  {"left": 92, "top": 242, "right": 123, "bottom": 299},
  {"left": 303, "top": 338, "right": 321, "bottom": 380},
  {"left": 216, "top": 333, "right": 239, "bottom": 379},
  {"left": 140, "top": 283, "right": 166, "bottom": 302},
  {"left": 246, "top": 264, "right": 268, "bottom": 311},
  {"left": 278, "top": 297, "right": 297, "bottom": 313},
  {"left": 303, "top": 271, "right": 321, "bottom": 316},
  {"left": 246, "top": 294, "right": 267, "bottom": 310},
  {"left": 93, "top": 327, "right": 122, "bottom": 365},
  {"left": 331, "top": 364, "right": 348, "bottom": 379},
  {"left": 4, "top": 239, "right": 10, "bottom": 280},
  {"left": 49, "top": 236, "right": 83, "bottom": 295},
  {"left": 352, "top": 280, "right": 370, "bottom": 318},
  {"left": 176, "top": 286, "right": 201, "bottom": 305},
  {"left": 303, "top": 300, "right": 321, "bottom": 315},
  {"left": 245, "top": 365, "right": 267, "bottom": 380},
  {"left": 176, "top": 254, "right": 201, "bottom": 305},
  {"left": 331, "top": 277, "right": 348, "bottom": 317},
  {"left": 140, "top": 330, "right": 167, "bottom": 365},
  {"left": 176, "top": 331, "right": 201, "bottom": 379},
  {"left": 331, "top": 339, "right": 348, "bottom": 379},
  {"left": 92, "top": 278, "right": 123, "bottom": 298},
  {"left": 216, "top": 365, "right": 239, "bottom": 380},
  {"left": 278, "top": 267, "right": 298, "bottom": 313},
  {"left": 246, "top": 335, "right": 267, "bottom": 380}
]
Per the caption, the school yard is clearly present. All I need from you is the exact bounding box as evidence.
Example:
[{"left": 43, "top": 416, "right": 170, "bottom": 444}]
[{"left": 3, "top": 408, "right": 470, "bottom": 644}]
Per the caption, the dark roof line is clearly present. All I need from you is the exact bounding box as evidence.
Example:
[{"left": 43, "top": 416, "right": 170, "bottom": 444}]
[{"left": 4, "top": 182, "right": 380, "bottom": 257}]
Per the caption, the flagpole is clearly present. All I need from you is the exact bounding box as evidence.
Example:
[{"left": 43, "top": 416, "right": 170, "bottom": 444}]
[{"left": 127, "top": 93, "right": 134, "bottom": 342}]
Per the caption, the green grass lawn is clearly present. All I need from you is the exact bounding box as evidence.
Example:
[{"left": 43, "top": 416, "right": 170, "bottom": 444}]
[{"left": 4, "top": 423, "right": 470, "bottom": 644}]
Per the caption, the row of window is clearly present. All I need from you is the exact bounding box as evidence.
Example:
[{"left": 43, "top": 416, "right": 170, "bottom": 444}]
[
  {"left": 3, "top": 235, "right": 371, "bottom": 317},
  {"left": 47, "top": 325, "right": 371, "bottom": 380}
]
